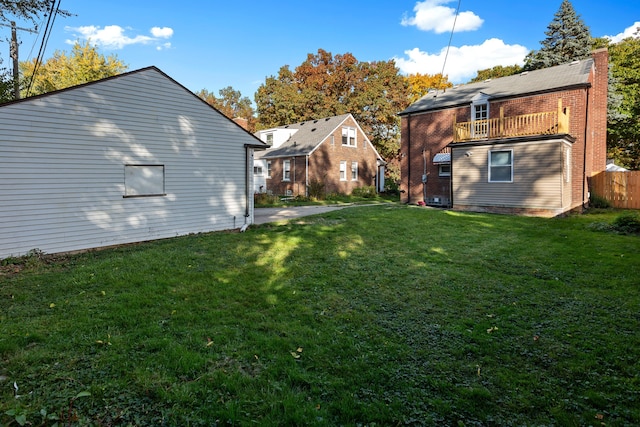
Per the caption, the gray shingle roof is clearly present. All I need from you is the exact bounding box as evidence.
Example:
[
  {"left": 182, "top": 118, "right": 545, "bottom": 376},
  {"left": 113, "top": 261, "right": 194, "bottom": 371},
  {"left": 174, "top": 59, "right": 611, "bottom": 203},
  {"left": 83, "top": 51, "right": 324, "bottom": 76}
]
[
  {"left": 260, "top": 113, "right": 353, "bottom": 158},
  {"left": 400, "top": 58, "right": 593, "bottom": 115}
]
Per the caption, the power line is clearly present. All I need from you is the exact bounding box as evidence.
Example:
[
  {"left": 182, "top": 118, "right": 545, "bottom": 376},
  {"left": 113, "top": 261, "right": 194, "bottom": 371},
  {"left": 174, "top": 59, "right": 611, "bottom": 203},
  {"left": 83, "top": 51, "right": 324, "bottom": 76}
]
[
  {"left": 26, "top": 0, "right": 61, "bottom": 97},
  {"left": 436, "top": 0, "right": 461, "bottom": 94}
]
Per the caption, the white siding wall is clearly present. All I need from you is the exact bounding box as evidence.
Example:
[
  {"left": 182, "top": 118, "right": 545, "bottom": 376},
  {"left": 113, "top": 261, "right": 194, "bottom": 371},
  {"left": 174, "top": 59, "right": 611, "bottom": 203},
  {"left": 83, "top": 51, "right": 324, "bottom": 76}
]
[{"left": 0, "top": 68, "right": 257, "bottom": 258}]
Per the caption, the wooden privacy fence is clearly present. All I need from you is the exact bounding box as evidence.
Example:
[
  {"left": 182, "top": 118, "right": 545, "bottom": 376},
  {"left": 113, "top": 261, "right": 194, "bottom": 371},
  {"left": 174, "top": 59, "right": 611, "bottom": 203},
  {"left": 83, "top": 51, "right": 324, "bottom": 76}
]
[{"left": 590, "top": 171, "right": 640, "bottom": 209}]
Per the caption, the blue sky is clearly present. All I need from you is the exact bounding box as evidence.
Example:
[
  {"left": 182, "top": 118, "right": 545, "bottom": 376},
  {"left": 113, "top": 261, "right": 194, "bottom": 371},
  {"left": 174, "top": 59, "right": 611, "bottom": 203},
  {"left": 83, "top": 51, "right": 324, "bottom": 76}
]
[{"left": 2, "top": 0, "right": 639, "bottom": 101}]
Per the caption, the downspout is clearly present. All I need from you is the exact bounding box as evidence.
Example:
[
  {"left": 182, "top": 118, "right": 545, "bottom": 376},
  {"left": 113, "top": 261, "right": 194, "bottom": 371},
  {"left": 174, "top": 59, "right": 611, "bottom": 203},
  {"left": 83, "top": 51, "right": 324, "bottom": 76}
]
[
  {"left": 406, "top": 114, "right": 412, "bottom": 204},
  {"left": 241, "top": 146, "right": 251, "bottom": 232},
  {"left": 422, "top": 147, "right": 428, "bottom": 203},
  {"left": 449, "top": 148, "right": 453, "bottom": 208},
  {"left": 305, "top": 155, "right": 309, "bottom": 198},
  {"left": 582, "top": 88, "right": 590, "bottom": 209}
]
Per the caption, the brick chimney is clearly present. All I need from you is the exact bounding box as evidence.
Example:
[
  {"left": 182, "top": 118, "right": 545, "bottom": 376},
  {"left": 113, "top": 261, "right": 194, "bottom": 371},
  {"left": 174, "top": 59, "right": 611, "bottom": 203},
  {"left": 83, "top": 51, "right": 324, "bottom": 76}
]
[
  {"left": 233, "top": 117, "right": 249, "bottom": 131},
  {"left": 589, "top": 48, "right": 609, "bottom": 174}
]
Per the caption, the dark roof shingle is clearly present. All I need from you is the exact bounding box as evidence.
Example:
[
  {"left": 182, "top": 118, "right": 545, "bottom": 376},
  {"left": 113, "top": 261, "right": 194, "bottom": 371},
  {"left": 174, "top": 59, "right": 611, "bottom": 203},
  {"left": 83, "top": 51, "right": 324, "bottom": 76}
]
[{"left": 400, "top": 58, "right": 593, "bottom": 115}]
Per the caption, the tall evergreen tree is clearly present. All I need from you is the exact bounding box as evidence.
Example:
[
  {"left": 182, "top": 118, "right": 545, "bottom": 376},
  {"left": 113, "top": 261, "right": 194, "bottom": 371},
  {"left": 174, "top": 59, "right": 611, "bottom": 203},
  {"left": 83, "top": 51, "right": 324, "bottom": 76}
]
[{"left": 524, "top": 0, "right": 592, "bottom": 70}]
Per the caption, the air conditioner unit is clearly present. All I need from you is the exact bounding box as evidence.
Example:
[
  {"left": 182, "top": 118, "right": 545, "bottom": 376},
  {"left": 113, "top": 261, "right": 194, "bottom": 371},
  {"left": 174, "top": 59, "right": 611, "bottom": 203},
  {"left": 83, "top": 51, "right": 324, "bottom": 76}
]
[{"left": 285, "top": 189, "right": 293, "bottom": 196}]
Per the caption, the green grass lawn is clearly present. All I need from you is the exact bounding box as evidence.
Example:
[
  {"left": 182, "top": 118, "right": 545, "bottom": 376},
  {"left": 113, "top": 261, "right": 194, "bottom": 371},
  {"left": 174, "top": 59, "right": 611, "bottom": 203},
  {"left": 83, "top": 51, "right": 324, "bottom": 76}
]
[{"left": 1, "top": 205, "right": 639, "bottom": 426}]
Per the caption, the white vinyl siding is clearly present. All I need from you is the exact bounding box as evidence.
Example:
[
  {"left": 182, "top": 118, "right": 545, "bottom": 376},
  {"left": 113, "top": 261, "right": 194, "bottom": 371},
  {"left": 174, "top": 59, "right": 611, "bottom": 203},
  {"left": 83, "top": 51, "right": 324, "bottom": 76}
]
[{"left": 0, "top": 68, "right": 255, "bottom": 258}]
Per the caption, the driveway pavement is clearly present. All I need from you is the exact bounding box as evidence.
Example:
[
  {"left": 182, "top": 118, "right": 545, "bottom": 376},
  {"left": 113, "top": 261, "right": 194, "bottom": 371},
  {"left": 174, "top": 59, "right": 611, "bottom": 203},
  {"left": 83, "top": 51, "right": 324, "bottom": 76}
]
[{"left": 253, "top": 205, "right": 351, "bottom": 225}]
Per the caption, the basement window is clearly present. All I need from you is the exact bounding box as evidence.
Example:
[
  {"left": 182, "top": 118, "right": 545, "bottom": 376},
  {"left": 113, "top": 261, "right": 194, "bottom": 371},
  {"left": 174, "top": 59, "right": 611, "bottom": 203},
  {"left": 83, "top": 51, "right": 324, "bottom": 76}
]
[
  {"left": 439, "top": 164, "right": 451, "bottom": 177},
  {"left": 124, "top": 164, "right": 165, "bottom": 197}
]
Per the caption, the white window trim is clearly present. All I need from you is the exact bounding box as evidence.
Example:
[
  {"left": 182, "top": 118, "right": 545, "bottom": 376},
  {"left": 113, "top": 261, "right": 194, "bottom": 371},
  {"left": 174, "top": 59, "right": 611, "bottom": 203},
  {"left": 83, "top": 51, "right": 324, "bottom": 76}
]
[
  {"left": 438, "top": 164, "right": 451, "bottom": 177},
  {"left": 267, "top": 161, "right": 272, "bottom": 179},
  {"left": 339, "top": 160, "right": 347, "bottom": 181},
  {"left": 351, "top": 161, "right": 358, "bottom": 181},
  {"left": 488, "top": 149, "right": 513, "bottom": 183},
  {"left": 471, "top": 93, "right": 490, "bottom": 138},
  {"left": 342, "top": 126, "right": 357, "bottom": 147},
  {"left": 283, "top": 160, "right": 291, "bottom": 182}
]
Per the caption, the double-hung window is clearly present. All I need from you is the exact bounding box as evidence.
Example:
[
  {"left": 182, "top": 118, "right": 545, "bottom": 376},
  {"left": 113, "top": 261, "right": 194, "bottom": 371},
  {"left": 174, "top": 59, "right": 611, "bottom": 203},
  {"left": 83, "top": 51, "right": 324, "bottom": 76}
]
[
  {"left": 267, "top": 161, "right": 272, "bottom": 178},
  {"left": 342, "top": 127, "right": 356, "bottom": 146},
  {"left": 488, "top": 150, "right": 513, "bottom": 182},
  {"left": 283, "top": 160, "right": 291, "bottom": 181},
  {"left": 339, "top": 161, "right": 347, "bottom": 181},
  {"left": 351, "top": 162, "right": 358, "bottom": 181}
]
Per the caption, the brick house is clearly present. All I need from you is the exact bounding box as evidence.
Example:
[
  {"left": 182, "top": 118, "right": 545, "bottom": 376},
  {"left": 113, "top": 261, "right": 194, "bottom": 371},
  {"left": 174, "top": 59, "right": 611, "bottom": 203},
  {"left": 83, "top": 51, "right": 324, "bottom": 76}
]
[
  {"left": 399, "top": 48, "right": 608, "bottom": 217},
  {"left": 254, "top": 113, "right": 385, "bottom": 196}
]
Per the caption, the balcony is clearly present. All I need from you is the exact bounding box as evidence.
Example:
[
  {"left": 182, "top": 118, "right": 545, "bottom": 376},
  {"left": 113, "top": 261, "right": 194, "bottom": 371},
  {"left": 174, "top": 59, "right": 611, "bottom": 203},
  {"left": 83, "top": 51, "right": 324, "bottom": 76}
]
[{"left": 453, "top": 99, "right": 570, "bottom": 143}]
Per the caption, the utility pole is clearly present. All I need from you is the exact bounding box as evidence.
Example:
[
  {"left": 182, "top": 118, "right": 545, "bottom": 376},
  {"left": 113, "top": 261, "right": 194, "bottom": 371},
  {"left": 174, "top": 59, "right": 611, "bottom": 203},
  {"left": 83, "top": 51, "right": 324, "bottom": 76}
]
[{"left": 2, "top": 21, "right": 37, "bottom": 100}]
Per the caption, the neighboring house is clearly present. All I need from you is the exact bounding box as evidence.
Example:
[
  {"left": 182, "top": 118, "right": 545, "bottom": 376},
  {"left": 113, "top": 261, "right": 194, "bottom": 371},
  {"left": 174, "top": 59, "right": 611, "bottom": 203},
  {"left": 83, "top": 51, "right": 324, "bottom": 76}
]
[
  {"left": 399, "top": 48, "right": 608, "bottom": 217},
  {"left": 254, "top": 113, "right": 385, "bottom": 196},
  {"left": 0, "top": 67, "right": 267, "bottom": 259}
]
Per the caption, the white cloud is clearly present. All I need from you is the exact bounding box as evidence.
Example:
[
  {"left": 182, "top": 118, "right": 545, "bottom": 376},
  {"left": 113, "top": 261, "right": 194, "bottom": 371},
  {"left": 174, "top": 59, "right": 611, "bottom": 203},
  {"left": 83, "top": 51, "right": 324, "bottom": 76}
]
[
  {"left": 151, "top": 27, "right": 173, "bottom": 38},
  {"left": 394, "top": 38, "right": 529, "bottom": 83},
  {"left": 604, "top": 22, "right": 640, "bottom": 43},
  {"left": 401, "top": 0, "right": 483, "bottom": 34},
  {"left": 65, "top": 25, "right": 174, "bottom": 50}
]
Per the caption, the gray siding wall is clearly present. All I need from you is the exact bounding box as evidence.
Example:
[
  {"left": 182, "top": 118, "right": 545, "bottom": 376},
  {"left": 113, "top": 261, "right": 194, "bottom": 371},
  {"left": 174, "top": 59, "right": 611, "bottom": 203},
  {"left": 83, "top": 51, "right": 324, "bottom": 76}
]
[
  {"left": 452, "top": 139, "right": 571, "bottom": 211},
  {"left": 0, "top": 68, "right": 255, "bottom": 258}
]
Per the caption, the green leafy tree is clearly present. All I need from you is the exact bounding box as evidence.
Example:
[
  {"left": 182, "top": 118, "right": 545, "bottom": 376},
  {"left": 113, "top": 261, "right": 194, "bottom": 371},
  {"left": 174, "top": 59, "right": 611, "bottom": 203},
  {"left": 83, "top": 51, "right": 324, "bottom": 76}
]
[
  {"left": 19, "top": 40, "right": 128, "bottom": 97},
  {"left": 524, "top": 0, "right": 592, "bottom": 70},
  {"left": 196, "top": 86, "right": 256, "bottom": 132},
  {"left": 0, "top": 0, "right": 70, "bottom": 25},
  {"left": 607, "top": 33, "right": 640, "bottom": 170},
  {"left": 255, "top": 49, "right": 409, "bottom": 159},
  {"left": 468, "top": 64, "right": 523, "bottom": 83}
]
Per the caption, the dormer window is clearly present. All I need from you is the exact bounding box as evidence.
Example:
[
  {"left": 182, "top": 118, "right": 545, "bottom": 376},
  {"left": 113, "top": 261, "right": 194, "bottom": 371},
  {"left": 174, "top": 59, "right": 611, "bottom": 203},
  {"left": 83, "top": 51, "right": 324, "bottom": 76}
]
[
  {"left": 265, "top": 133, "right": 273, "bottom": 145},
  {"left": 471, "top": 93, "right": 490, "bottom": 138}
]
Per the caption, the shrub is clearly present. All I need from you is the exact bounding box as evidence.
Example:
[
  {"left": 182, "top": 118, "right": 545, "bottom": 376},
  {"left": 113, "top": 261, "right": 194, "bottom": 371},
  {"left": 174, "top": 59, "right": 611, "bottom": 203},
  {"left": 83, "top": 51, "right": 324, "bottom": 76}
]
[
  {"left": 254, "top": 192, "right": 279, "bottom": 206},
  {"left": 351, "top": 186, "right": 376, "bottom": 198},
  {"left": 384, "top": 180, "right": 400, "bottom": 195},
  {"left": 307, "top": 179, "right": 326, "bottom": 200},
  {"left": 611, "top": 211, "right": 640, "bottom": 235},
  {"left": 589, "top": 193, "right": 611, "bottom": 209}
]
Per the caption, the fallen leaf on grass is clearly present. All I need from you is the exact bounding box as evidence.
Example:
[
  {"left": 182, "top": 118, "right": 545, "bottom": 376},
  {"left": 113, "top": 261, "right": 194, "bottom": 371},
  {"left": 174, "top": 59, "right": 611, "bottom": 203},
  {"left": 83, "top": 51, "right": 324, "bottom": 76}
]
[{"left": 487, "top": 326, "right": 499, "bottom": 333}]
